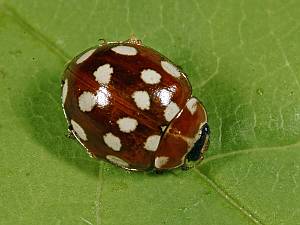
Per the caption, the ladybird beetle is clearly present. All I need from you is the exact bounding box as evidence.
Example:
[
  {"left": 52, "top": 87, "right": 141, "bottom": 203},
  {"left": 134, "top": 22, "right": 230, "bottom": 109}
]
[{"left": 61, "top": 37, "right": 209, "bottom": 171}]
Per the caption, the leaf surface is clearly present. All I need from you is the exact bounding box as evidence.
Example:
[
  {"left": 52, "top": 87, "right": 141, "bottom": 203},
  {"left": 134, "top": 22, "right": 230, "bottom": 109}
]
[{"left": 0, "top": 1, "right": 300, "bottom": 224}]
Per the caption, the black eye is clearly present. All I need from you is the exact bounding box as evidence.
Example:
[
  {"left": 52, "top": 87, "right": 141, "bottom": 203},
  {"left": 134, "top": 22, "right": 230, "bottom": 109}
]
[{"left": 186, "top": 123, "right": 210, "bottom": 162}]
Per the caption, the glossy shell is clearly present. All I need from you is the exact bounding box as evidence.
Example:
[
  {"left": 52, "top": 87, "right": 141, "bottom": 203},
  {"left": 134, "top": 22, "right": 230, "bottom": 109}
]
[{"left": 61, "top": 40, "right": 208, "bottom": 171}]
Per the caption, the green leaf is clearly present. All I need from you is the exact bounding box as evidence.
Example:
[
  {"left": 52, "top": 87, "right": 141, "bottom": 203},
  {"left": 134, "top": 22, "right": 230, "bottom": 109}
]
[{"left": 0, "top": 0, "right": 299, "bottom": 224}]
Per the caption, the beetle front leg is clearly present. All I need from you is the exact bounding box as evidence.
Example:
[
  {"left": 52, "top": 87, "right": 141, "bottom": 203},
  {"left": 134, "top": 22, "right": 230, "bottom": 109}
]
[{"left": 181, "top": 158, "right": 195, "bottom": 171}]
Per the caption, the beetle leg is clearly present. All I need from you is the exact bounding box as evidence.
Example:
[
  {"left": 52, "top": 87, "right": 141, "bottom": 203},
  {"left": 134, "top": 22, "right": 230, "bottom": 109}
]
[
  {"left": 181, "top": 158, "right": 195, "bottom": 171},
  {"left": 65, "top": 125, "right": 75, "bottom": 139},
  {"left": 98, "top": 38, "right": 107, "bottom": 46},
  {"left": 154, "top": 169, "right": 164, "bottom": 174},
  {"left": 126, "top": 34, "right": 142, "bottom": 45}
]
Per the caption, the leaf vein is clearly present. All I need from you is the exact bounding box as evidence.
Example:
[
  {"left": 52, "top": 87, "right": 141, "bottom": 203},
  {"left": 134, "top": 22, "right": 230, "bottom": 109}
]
[
  {"left": 96, "top": 162, "right": 104, "bottom": 225},
  {"left": 201, "top": 141, "right": 300, "bottom": 166},
  {"left": 193, "top": 168, "right": 264, "bottom": 225},
  {"left": 2, "top": 3, "right": 70, "bottom": 63}
]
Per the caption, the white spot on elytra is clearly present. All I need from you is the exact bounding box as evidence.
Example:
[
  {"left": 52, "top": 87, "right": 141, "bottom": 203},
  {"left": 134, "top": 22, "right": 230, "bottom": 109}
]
[
  {"left": 111, "top": 45, "right": 137, "bottom": 56},
  {"left": 117, "top": 117, "right": 138, "bottom": 133},
  {"left": 155, "top": 88, "right": 173, "bottom": 106},
  {"left": 62, "top": 79, "right": 68, "bottom": 105},
  {"left": 78, "top": 91, "right": 96, "bottom": 112},
  {"left": 103, "top": 132, "right": 122, "bottom": 151},
  {"left": 96, "top": 86, "right": 110, "bottom": 108},
  {"left": 144, "top": 135, "right": 161, "bottom": 151},
  {"left": 76, "top": 49, "right": 96, "bottom": 64},
  {"left": 161, "top": 61, "right": 181, "bottom": 78},
  {"left": 93, "top": 64, "right": 113, "bottom": 84},
  {"left": 186, "top": 98, "right": 198, "bottom": 115},
  {"left": 155, "top": 156, "right": 169, "bottom": 168},
  {"left": 164, "top": 101, "right": 180, "bottom": 122},
  {"left": 132, "top": 91, "right": 150, "bottom": 110},
  {"left": 71, "top": 120, "right": 87, "bottom": 141},
  {"left": 141, "top": 69, "right": 161, "bottom": 84},
  {"left": 106, "top": 155, "right": 129, "bottom": 168}
]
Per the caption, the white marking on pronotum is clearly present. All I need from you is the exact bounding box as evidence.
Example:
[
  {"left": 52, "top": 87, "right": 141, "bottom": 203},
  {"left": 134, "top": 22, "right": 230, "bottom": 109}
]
[
  {"left": 132, "top": 91, "right": 150, "bottom": 110},
  {"left": 141, "top": 69, "right": 161, "bottom": 84},
  {"left": 76, "top": 49, "right": 96, "bottom": 64},
  {"left": 155, "top": 156, "right": 169, "bottom": 168},
  {"left": 144, "top": 135, "right": 161, "bottom": 151},
  {"left": 111, "top": 45, "right": 137, "bottom": 56},
  {"left": 186, "top": 98, "right": 198, "bottom": 115},
  {"left": 103, "top": 132, "right": 122, "bottom": 151},
  {"left": 117, "top": 117, "right": 138, "bottom": 133},
  {"left": 62, "top": 79, "right": 68, "bottom": 105},
  {"left": 78, "top": 91, "right": 96, "bottom": 112},
  {"left": 106, "top": 155, "right": 129, "bottom": 168},
  {"left": 164, "top": 101, "right": 180, "bottom": 122},
  {"left": 161, "top": 61, "right": 181, "bottom": 78},
  {"left": 93, "top": 64, "right": 113, "bottom": 84},
  {"left": 186, "top": 122, "right": 204, "bottom": 154},
  {"left": 71, "top": 120, "right": 87, "bottom": 141}
]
